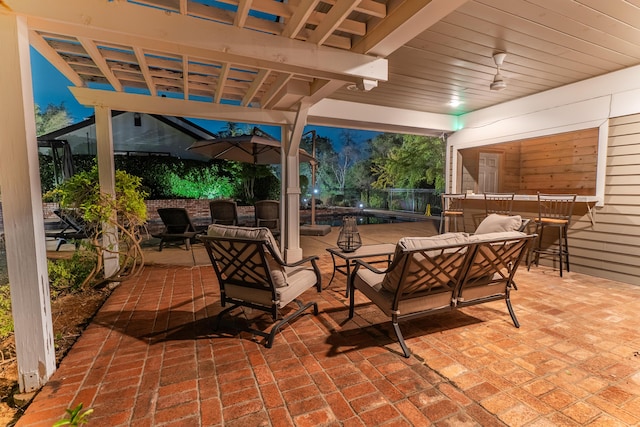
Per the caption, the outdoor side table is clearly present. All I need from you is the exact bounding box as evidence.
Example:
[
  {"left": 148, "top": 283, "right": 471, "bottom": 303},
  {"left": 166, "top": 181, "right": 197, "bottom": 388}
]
[{"left": 326, "top": 243, "right": 396, "bottom": 297}]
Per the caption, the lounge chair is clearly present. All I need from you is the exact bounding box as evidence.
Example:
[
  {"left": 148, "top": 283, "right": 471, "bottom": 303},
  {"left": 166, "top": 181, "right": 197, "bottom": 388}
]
[
  {"left": 200, "top": 224, "right": 321, "bottom": 348},
  {"left": 45, "top": 209, "right": 90, "bottom": 251},
  {"left": 349, "top": 215, "right": 535, "bottom": 357},
  {"left": 209, "top": 200, "right": 239, "bottom": 225},
  {"left": 152, "top": 208, "right": 206, "bottom": 251}
]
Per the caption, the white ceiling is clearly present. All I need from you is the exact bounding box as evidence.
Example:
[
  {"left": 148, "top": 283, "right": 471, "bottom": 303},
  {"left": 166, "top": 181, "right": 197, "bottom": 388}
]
[{"left": 8, "top": 0, "right": 640, "bottom": 135}]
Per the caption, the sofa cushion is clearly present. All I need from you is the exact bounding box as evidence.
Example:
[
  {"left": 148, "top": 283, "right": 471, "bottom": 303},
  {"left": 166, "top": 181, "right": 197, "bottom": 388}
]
[
  {"left": 475, "top": 214, "right": 522, "bottom": 234},
  {"left": 382, "top": 233, "right": 470, "bottom": 294},
  {"left": 207, "top": 224, "right": 287, "bottom": 287},
  {"left": 466, "top": 230, "right": 527, "bottom": 243}
]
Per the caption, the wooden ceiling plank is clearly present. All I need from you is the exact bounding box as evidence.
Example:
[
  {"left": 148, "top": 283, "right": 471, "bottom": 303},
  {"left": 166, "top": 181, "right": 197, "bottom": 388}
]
[
  {"left": 447, "top": 6, "right": 633, "bottom": 68},
  {"left": 410, "top": 26, "right": 609, "bottom": 77},
  {"left": 210, "top": 0, "right": 293, "bottom": 18},
  {"left": 473, "top": 0, "right": 640, "bottom": 61},
  {"left": 215, "top": 63, "right": 230, "bottom": 103},
  {"left": 309, "top": 11, "right": 366, "bottom": 36},
  {"left": 351, "top": 0, "right": 468, "bottom": 56},
  {"left": 182, "top": 56, "right": 189, "bottom": 100},
  {"left": 261, "top": 73, "right": 293, "bottom": 108},
  {"left": 70, "top": 87, "right": 296, "bottom": 124},
  {"left": 307, "top": 1, "right": 361, "bottom": 45},
  {"left": 20, "top": 0, "right": 387, "bottom": 82},
  {"left": 134, "top": 47, "right": 158, "bottom": 96},
  {"left": 242, "top": 69, "right": 270, "bottom": 106},
  {"left": 306, "top": 79, "right": 346, "bottom": 104},
  {"left": 321, "top": 0, "right": 387, "bottom": 18},
  {"left": 48, "top": 40, "right": 86, "bottom": 56},
  {"left": 78, "top": 37, "right": 123, "bottom": 91},
  {"left": 234, "top": 0, "right": 252, "bottom": 27},
  {"left": 528, "top": 0, "right": 640, "bottom": 46},
  {"left": 282, "top": 0, "right": 319, "bottom": 39},
  {"left": 29, "top": 30, "right": 84, "bottom": 86}
]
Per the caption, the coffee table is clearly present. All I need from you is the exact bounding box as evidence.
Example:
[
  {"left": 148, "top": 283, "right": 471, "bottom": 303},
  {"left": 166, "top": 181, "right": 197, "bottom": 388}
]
[{"left": 326, "top": 243, "right": 396, "bottom": 296}]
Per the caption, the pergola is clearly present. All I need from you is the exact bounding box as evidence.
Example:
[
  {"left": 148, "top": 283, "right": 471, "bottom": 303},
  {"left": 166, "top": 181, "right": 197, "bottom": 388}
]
[{"left": 2, "top": 0, "right": 640, "bottom": 393}]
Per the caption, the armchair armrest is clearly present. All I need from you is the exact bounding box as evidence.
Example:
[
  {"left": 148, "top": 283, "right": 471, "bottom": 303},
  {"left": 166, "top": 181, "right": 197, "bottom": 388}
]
[
  {"left": 282, "top": 255, "right": 319, "bottom": 268},
  {"left": 352, "top": 258, "right": 391, "bottom": 275},
  {"left": 282, "top": 255, "right": 322, "bottom": 293}
]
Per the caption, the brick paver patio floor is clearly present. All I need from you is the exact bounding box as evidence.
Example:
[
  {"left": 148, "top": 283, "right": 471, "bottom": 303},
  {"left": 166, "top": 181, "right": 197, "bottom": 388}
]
[{"left": 16, "top": 252, "right": 640, "bottom": 426}]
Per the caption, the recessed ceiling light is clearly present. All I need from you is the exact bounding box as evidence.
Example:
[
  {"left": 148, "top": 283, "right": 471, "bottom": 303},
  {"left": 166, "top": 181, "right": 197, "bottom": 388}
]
[{"left": 448, "top": 98, "right": 462, "bottom": 107}]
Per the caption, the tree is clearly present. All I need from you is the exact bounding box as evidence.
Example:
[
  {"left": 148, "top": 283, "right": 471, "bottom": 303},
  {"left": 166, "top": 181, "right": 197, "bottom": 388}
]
[
  {"left": 300, "top": 133, "right": 336, "bottom": 197},
  {"left": 372, "top": 134, "right": 445, "bottom": 190},
  {"left": 35, "top": 103, "right": 73, "bottom": 136},
  {"left": 47, "top": 165, "right": 149, "bottom": 288},
  {"left": 322, "top": 130, "right": 361, "bottom": 193}
]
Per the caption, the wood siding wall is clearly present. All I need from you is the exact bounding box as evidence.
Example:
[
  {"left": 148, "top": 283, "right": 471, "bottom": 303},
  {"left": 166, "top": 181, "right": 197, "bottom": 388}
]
[
  {"left": 568, "top": 114, "right": 640, "bottom": 285},
  {"left": 458, "top": 129, "right": 598, "bottom": 195},
  {"left": 453, "top": 123, "right": 640, "bottom": 286},
  {"left": 520, "top": 128, "right": 598, "bottom": 195}
]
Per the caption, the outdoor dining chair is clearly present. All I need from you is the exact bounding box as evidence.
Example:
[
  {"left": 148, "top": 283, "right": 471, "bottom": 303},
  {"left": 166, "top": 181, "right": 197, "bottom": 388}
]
[
  {"left": 484, "top": 192, "right": 515, "bottom": 216},
  {"left": 209, "top": 200, "right": 239, "bottom": 226},
  {"left": 439, "top": 193, "right": 466, "bottom": 234},
  {"left": 528, "top": 193, "right": 577, "bottom": 277},
  {"left": 254, "top": 200, "right": 280, "bottom": 235}
]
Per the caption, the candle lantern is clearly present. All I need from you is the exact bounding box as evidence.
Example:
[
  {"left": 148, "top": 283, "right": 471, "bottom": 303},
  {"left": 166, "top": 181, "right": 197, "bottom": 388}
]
[{"left": 337, "top": 216, "right": 362, "bottom": 252}]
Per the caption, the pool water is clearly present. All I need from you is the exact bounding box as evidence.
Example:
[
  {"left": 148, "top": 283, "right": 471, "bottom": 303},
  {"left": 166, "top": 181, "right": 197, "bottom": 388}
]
[{"left": 310, "top": 213, "right": 425, "bottom": 227}]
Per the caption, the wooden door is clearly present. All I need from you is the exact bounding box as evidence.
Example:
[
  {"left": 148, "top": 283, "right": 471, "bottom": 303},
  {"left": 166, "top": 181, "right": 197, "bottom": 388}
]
[{"left": 478, "top": 152, "right": 500, "bottom": 193}]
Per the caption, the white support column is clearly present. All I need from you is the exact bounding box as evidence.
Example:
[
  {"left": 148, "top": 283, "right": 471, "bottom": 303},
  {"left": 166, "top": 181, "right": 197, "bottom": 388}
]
[
  {"left": 0, "top": 14, "right": 56, "bottom": 392},
  {"left": 281, "top": 104, "right": 308, "bottom": 262},
  {"left": 94, "top": 106, "right": 119, "bottom": 278}
]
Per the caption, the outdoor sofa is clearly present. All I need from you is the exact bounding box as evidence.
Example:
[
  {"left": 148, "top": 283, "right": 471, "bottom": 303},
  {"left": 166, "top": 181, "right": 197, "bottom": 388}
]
[{"left": 349, "top": 214, "right": 535, "bottom": 357}]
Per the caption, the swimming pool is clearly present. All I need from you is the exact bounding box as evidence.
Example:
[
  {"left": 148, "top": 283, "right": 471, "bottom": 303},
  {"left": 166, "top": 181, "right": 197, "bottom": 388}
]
[{"left": 305, "top": 212, "right": 427, "bottom": 227}]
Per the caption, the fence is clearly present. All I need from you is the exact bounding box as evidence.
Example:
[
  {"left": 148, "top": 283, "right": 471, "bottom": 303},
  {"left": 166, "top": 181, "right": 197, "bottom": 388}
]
[{"left": 326, "top": 188, "right": 442, "bottom": 216}]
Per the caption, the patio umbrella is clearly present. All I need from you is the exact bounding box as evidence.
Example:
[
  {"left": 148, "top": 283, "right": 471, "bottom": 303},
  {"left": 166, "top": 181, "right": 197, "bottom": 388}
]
[{"left": 186, "top": 130, "right": 315, "bottom": 164}]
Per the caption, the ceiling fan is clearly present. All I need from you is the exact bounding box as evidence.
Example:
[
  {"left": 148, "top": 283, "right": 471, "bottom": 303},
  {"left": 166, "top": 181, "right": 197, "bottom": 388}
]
[{"left": 490, "top": 52, "right": 507, "bottom": 91}]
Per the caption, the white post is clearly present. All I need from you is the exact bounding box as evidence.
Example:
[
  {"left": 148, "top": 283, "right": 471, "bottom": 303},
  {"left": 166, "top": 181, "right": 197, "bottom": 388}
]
[
  {"left": 281, "top": 126, "right": 303, "bottom": 262},
  {"left": 95, "top": 106, "right": 120, "bottom": 277},
  {"left": 0, "top": 14, "right": 56, "bottom": 392}
]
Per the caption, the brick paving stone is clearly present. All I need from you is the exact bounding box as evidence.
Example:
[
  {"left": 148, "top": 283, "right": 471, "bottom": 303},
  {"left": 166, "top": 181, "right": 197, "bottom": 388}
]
[
  {"left": 292, "top": 408, "right": 336, "bottom": 427},
  {"left": 358, "top": 403, "right": 402, "bottom": 426},
  {"left": 562, "top": 401, "right": 602, "bottom": 424},
  {"left": 498, "top": 403, "right": 541, "bottom": 427},
  {"left": 15, "top": 259, "right": 640, "bottom": 427},
  {"left": 540, "top": 389, "right": 577, "bottom": 410},
  {"left": 423, "top": 399, "right": 462, "bottom": 423},
  {"left": 267, "top": 406, "right": 296, "bottom": 427}
]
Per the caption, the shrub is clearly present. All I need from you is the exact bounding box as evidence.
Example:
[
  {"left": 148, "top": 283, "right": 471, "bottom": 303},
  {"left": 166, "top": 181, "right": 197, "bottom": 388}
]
[
  {"left": 0, "top": 284, "right": 13, "bottom": 340},
  {"left": 167, "top": 167, "right": 235, "bottom": 199},
  {"left": 48, "top": 251, "right": 97, "bottom": 297}
]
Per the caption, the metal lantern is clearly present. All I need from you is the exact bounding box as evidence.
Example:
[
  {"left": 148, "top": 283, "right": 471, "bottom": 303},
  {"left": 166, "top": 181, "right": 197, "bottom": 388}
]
[{"left": 337, "top": 216, "right": 362, "bottom": 252}]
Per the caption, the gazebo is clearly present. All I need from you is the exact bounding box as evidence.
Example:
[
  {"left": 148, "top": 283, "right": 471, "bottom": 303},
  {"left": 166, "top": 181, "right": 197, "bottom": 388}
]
[{"left": 2, "top": 0, "right": 640, "bottom": 394}]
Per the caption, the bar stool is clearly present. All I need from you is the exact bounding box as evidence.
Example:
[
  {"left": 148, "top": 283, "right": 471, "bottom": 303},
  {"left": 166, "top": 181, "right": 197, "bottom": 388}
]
[
  {"left": 529, "top": 193, "right": 576, "bottom": 277},
  {"left": 439, "top": 193, "right": 466, "bottom": 234},
  {"left": 484, "top": 193, "right": 515, "bottom": 216}
]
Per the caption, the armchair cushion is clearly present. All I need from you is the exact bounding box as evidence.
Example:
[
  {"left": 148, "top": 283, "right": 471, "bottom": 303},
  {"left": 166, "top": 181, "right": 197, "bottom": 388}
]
[
  {"left": 475, "top": 214, "right": 522, "bottom": 234},
  {"left": 382, "top": 233, "right": 469, "bottom": 294},
  {"left": 207, "top": 224, "right": 287, "bottom": 288}
]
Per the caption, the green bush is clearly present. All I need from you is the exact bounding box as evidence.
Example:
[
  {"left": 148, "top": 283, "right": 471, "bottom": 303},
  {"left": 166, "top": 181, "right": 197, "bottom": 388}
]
[
  {"left": 167, "top": 167, "right": 235, "bottom": 199},
  {"left": 0, "top": 284, "right": 13, "bottom": 340},
  {"left": 47, "top": 251, "right": 97, "bottom": 297}
]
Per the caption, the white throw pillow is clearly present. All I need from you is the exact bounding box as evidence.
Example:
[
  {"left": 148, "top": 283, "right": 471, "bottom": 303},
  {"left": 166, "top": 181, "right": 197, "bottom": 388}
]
[{"left": 475, "top": 214, "right": 522, "bottom": 235}]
